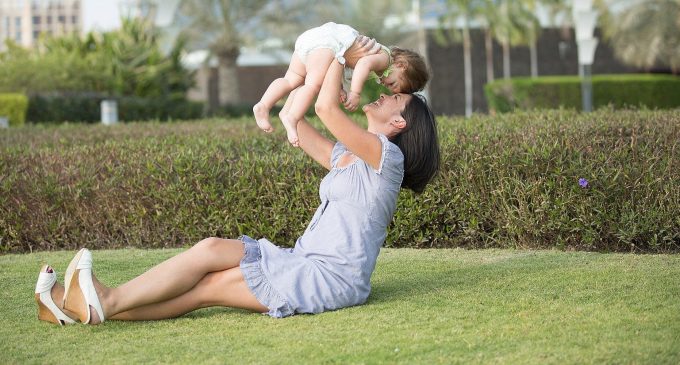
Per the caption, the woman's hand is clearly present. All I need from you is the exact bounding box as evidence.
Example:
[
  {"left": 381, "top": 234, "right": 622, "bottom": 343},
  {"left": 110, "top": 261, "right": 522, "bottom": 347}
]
[{"left": 344, "top": 35, "right": 382, "bottom": 68}]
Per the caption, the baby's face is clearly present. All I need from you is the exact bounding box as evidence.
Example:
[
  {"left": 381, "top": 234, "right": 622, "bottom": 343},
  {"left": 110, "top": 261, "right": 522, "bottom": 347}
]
[{"left": 380, "top": 65, "right": 406, "bottom": 94}]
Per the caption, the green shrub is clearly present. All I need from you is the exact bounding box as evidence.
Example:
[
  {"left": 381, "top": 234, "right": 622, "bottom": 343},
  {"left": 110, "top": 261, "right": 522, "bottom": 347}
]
[
  {"left": 117, "top": 95, "right": 204, "bottom": 121},
  {"left": 0, "top": 93, "right": 29, "bottom": 126},
  {"left": 485, "top": 74, "right": 680, "bottom": 112},
  {"left": 1, "top": 110, "right": 678, "bottom": 253},
  {"left": 26, "top": 93, "right": 204, "bottom": 123}
]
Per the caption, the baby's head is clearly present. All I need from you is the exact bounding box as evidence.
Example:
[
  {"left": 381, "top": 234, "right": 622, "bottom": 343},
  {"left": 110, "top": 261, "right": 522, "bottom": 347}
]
[{"left": 381, "top": 47, "right": 429, "bottom": 94}]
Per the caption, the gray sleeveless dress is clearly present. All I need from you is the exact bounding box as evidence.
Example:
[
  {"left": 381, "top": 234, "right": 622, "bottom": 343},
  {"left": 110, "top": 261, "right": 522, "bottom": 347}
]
[{"left": 239, "top": 134, "right": 404, "bottom": 318}]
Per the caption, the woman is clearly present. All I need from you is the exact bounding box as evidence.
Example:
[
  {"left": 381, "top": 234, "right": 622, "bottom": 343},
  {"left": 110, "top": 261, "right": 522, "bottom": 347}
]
[{"left": 33, "top": 41, "right": 440, "bottom": 324}]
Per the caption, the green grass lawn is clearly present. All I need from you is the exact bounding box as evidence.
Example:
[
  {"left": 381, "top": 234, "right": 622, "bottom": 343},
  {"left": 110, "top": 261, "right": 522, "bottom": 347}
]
[{"left": 1, "top": 248, "right": 679, "bottom": 364}]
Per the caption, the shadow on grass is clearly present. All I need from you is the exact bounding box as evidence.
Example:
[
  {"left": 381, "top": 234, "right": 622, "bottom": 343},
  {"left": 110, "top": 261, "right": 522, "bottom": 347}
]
[{"left": 365, "top": 253, "right": 569, "bottom": 306}]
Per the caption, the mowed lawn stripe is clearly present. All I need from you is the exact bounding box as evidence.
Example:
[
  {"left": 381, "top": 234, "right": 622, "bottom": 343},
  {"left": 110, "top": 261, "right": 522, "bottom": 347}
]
[{"left": 1, "top": 248, "right": 678, "bottom": 364}]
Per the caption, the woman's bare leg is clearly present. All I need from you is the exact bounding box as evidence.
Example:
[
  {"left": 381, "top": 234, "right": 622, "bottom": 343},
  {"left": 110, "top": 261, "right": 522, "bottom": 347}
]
[
  {"left": 110, "top": 267, "right": 267, "bottom": 321},
  {"left": 253, "top": 54, "right": 306, "bottom": 133},
  {"left": 87, "top": 237, "right": 257, "bottom": 323},
  {"left": 281, "top": 49, "right": 335, "bottom": 146},
  {"left": 47, "top": 266, "right": 266, "bottom": 323}
]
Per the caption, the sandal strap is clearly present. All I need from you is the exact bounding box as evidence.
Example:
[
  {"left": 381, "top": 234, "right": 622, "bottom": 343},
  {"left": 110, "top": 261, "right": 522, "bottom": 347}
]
[
  {"left": 35, "top": 271, "right": 57, "bottom": 294},
  {"left": 35, "top": 267, "right": 76, "bottom": 324}
]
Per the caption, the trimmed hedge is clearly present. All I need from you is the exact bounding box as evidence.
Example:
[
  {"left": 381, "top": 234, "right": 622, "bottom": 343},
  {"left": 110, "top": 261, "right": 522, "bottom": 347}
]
[
  {"left": 0, "top": 93, "right": 29, "bottom": 127},
  {"left": 1, "top": 110, "right": 679, "bottom": 253},
  {"left": 26, "top": 94, "right": 204, "bottom": 123},
  {"left": 485, "top": 74, "right": 680, "bottom": 113}
]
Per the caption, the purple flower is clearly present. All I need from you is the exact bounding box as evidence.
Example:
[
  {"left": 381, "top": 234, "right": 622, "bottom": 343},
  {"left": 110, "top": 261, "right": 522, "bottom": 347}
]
[{"left": 578, "top": 178, "right": 589, "bottom": 188}]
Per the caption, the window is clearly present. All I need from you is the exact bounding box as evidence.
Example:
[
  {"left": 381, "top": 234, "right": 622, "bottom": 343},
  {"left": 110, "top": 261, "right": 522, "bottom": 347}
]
[
  {"left": 46, "top": 16, "right": 52, "bottom": 24},
  {"left": 15, "top": 31, "right": 21, "bottom": 42},
  {"left": 33, "top": 16, "right": 41, "bottom": 25},
  {"left": 58, "top": 15, "right": 65, "bottom": 23},
  {"left": 71, "top": 15, "right": 77, "bottom": 24},
  {"left": 33, "top": 30, "right": 40, "bottom": 40},
  {"left": 15, "top": 17, "right": 21, "bottom": 28}
]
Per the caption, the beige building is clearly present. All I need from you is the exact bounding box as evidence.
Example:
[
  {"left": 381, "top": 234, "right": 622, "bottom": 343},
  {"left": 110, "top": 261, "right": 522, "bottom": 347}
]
[{"left": 0, "top": 0, "right": 81, "bottom": 51}]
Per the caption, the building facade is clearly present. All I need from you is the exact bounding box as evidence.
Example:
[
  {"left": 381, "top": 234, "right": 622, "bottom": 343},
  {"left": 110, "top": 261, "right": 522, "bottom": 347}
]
[{"left": 0, "top": 0, "right": 81, "bottom": 51}]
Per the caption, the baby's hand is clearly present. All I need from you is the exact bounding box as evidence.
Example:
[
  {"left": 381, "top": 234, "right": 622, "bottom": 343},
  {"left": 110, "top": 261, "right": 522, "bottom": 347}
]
[
  {"left": 339, "top": 88, "right": 347, "bottom": 104},
  {"left": 344, "top": 91, "right": 361, "bottom": 111}
]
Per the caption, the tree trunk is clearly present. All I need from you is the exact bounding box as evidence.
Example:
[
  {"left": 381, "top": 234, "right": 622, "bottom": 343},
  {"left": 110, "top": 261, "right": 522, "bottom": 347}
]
[
  {"left": 530, "top": 39, "right": 538, "bottom": 78},
  {"left": 502, "top": 40, "right": 511, "bottom": 80},
  {"left": 463, "top": 22, "right": 473, "bottom": 118},
  {"left": 485, "top": 29, "right": 494, "bottom": 84},
  {"left": 501, "top": 0, "right": 510, "bottom": 80},
  {"left": 485, "top": 29, "right": 496, "bottom": 115},
  {"left": 217, "top": 51, "right": 240, "bottom": 106}
]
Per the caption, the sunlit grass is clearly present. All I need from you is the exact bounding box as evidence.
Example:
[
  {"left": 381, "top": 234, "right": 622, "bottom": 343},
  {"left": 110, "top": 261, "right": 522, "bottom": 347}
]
[{"left": 2, "top": 248, "right": 678, "bottom": 364}]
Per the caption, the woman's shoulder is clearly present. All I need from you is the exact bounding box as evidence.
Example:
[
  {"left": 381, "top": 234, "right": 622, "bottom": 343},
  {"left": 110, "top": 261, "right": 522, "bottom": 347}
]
[{"left": 374, "top": 133, "right": 404, "bottom": 175}]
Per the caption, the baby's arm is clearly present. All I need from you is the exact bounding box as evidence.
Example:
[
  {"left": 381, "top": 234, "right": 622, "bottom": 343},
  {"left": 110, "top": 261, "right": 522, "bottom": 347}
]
[{"left": 344, "top": 52, "right": 390, "bottom": 111}]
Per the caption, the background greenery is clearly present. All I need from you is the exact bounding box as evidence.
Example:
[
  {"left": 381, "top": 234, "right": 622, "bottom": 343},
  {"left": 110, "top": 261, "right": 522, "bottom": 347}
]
[
  {"left": 0, "top": 93, "right": 28, "bottom": 126},
  {"left": 2, "top": 248, "right": 679, "bottom": 364},
  {"left": 25, "top": 94, "right": 204, "bottom": 124},
  {"left": 0, "top": 18, "right": 198, "bottom": 123},
  {"left": 484, "top": 74, "right": 680, "bottom": 113},
  {"left": 1, "top": 109, "right": 678, "bottom": 253}
]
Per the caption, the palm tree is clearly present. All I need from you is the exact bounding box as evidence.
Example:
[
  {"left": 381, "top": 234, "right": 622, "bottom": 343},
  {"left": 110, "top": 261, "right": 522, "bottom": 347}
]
[
  {"left": 170, "top": 0, "right": 316, "bottom": 107},
  {"left": 435, "top": 0, "right": 485, "bottom": 117},
  {"left": 480, "top": 0, "right": 500, "bottom": 85},
  {"left": 491, "top": 0, "right": 539, "bottom": 79},
  {"left": 603, "top": 0, "right": 680, "bottom": 73},
  {"left": 520, "top": 0, "right": 542, "bottom": 78},
  {"left": 318, "top": 0, "right": 412, "bottom": 45}
]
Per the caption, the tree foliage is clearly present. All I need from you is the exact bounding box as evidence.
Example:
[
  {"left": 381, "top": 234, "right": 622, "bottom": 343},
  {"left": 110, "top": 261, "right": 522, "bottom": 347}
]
[
  {"left": 603, "top": 0, "right": 680, "bottom": 73},
  {"left": 170, "top": 0, "right": 317, "bottom": 105},
  {"left": 0, "top": 18, "right": 194, "bottom": 97},
  {"left": 316, "top": 0, "right": 412, "bottom": 45}
]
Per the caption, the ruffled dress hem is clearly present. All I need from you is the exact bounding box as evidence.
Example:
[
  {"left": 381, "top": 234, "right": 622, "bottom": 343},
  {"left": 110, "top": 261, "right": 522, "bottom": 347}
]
[{"left": 239, "top": 235, "right": 295, "bottom": 318}]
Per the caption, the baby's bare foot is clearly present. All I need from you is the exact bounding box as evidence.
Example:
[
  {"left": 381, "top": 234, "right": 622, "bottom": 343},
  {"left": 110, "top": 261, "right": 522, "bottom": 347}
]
[
  {"left": 280, "top": 114, "right": 300, "bottom": 147},
  {"left": 253, "top": 103, "right": 273, "bottom": 132}
]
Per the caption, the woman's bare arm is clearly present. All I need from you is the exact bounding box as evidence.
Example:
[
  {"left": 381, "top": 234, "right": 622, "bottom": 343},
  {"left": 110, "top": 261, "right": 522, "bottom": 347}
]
[
  {"left": 296, "top": 37, "right": 382, "bottom": 170},
  {"left": 296, "top": 118, "right": 334, "bottom": 170},
  {"left": 314, "top": 60, "right": 383, "bottom": 170}
]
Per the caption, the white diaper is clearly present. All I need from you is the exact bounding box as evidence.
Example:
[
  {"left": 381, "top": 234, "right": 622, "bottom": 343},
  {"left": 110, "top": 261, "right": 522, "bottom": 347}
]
[{"left": 294, "top": 22, "right": 359, "bottom": 65}]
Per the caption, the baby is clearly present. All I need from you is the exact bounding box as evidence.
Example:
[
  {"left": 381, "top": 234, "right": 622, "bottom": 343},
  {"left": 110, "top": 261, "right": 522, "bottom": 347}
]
[{"left": 253, "top": 22, "right": 429, "bottom": 146}]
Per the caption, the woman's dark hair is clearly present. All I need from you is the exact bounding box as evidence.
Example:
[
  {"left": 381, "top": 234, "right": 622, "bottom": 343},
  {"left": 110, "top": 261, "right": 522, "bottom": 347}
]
[{"left": 391, "top": 94, "right": 440, "bottom": 194}]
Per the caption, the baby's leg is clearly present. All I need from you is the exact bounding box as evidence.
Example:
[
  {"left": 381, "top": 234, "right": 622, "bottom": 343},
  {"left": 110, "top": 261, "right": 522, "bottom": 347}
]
[
  {"left": 253, "top": 54, "right": 306, "bottom": 132},
  {"left": 281, "top": 49, "right": 334, "bottom": 146}
]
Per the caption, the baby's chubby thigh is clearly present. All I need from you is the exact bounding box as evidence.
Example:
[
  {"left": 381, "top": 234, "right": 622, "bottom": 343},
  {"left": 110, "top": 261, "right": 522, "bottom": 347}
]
[{"left": 301, "top": 49, "right": 336, "bottom": 86}]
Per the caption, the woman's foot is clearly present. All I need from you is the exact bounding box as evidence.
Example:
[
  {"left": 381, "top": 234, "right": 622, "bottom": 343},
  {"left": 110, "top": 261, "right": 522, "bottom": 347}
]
[
  {"left": 280, "top": 114, "right": 300, "bottom": 147},
  {"left": 253, "top": 103, "right": 273, "bottom": 133},
  {"left": 63, "top": 249, "right": 106, "bottom": 325},
  {"left": 34, "top": 265, "right": 77, "bottom": 325},
  {"left": 85, "top": 273, "right": 106, "bottom": 325}
]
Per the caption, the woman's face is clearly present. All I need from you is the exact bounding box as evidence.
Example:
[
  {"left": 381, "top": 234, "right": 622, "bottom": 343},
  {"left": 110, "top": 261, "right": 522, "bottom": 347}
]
[{"left": 363, "top": 93, "right": 412, "bottom": 135}]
